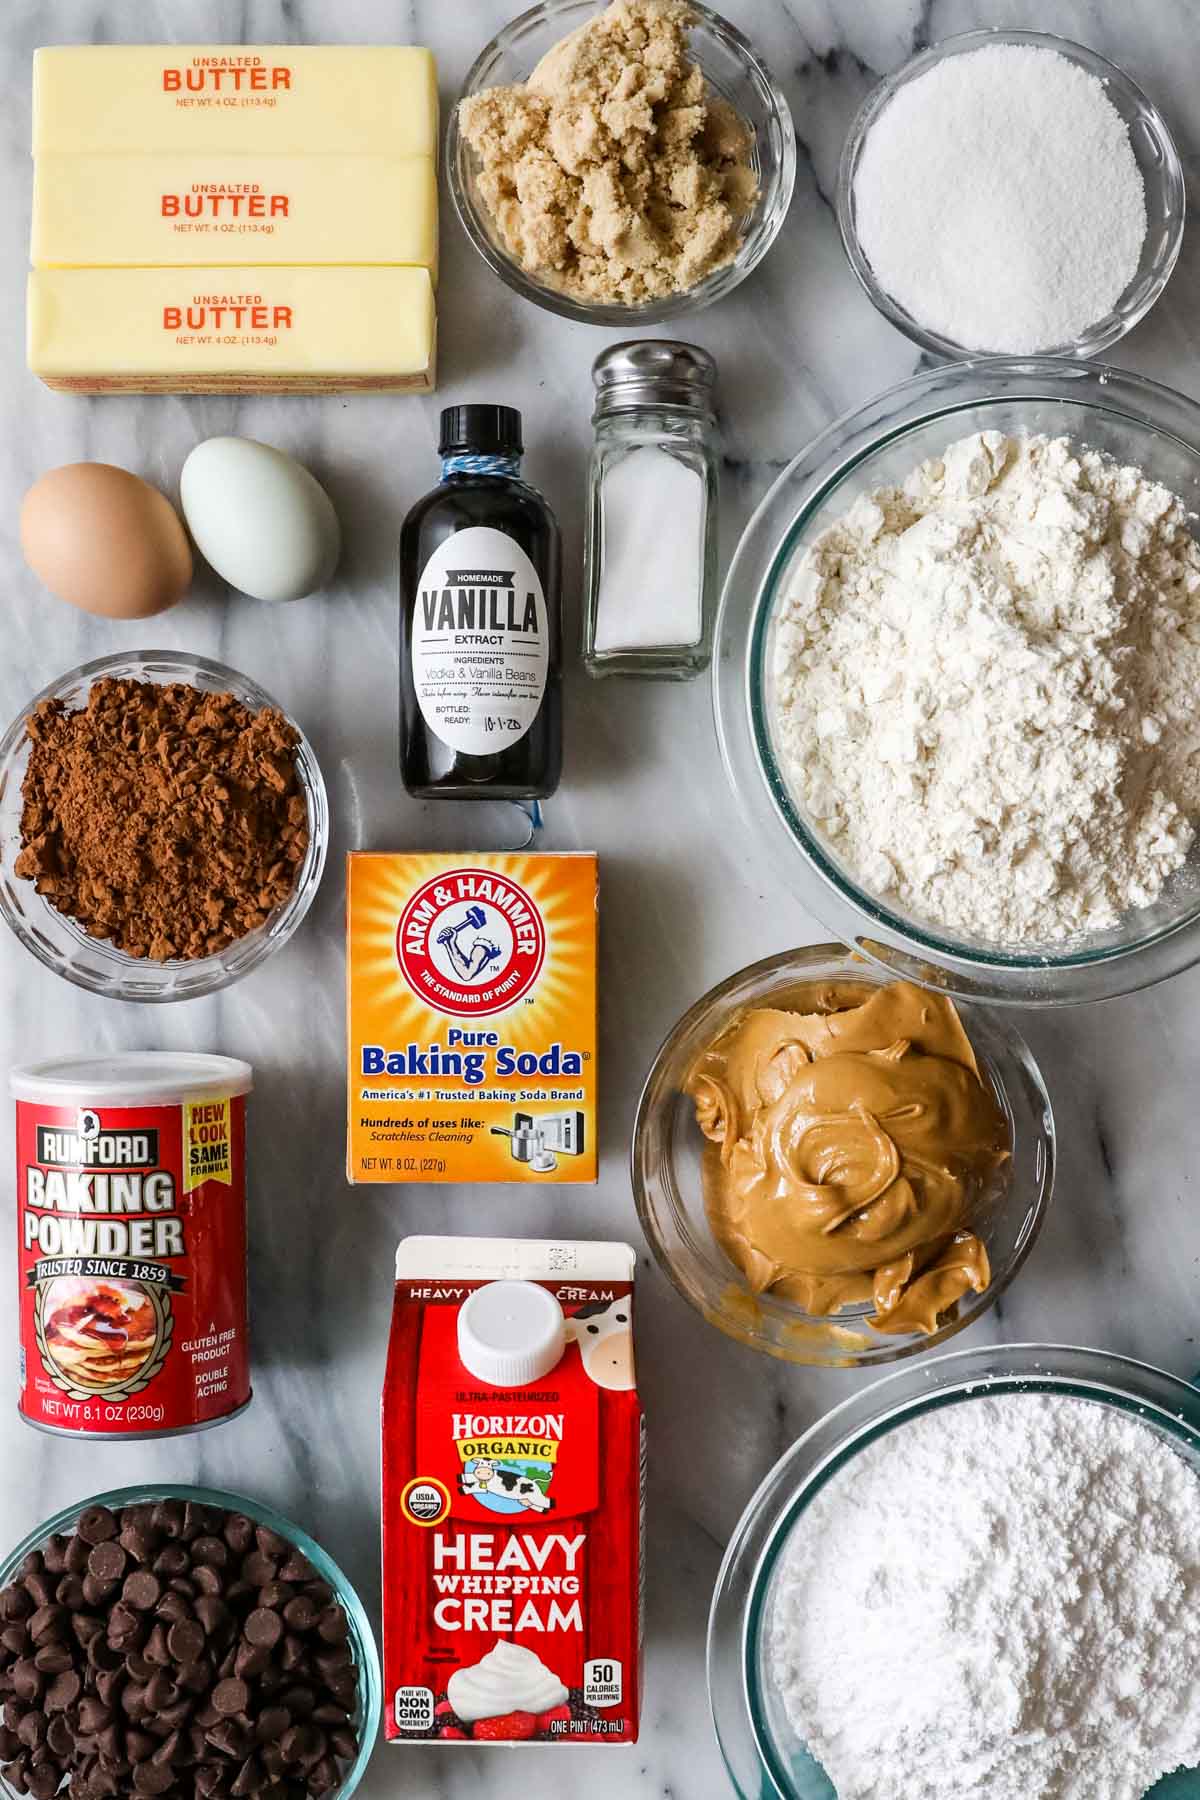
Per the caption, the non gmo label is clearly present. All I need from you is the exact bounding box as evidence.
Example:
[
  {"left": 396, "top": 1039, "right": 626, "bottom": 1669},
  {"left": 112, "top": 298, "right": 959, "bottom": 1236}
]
[
  {"left": 411, "top": 524, "right": 549, "bottom": 756},
  {"left": 394, "top": 1686, "right": 435, "bottom": 1732}
]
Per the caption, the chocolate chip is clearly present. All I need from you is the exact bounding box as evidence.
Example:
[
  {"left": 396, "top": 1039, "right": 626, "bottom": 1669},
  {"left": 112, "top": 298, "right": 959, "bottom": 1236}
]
[
  {"left": 192, "top": 1538, "right": 230, "bottom": 1570},
  {"left": 21, "top": 1573, "right": 53, "bottom": 1611},
  {"left": 31, "top": 1645, "right": 72, "bottom": 1674},
  {"left": 86, "top": 1545, "right": 125, "bottom": 1586},
  {"left": 223, "top": 1518, "right": 255, "bottom": 1557},
  {"left": 244, "top": 1610, "right": 282, "bottom": 1651},
  {"left": 77, "top": 1510, "right": 118, "bottom": 1547},
  {"left": 151, "top": 1545, "right": 189, "bottom": 1580},
  {"left": 234, "top": 1643, "right": 271, "bottom": 1681},
  {"left": 121, "top": 1573, "right": 160, "bottom": 1613},
  {"left": 45, "top": 1669, "right": 81, "bottom": 1712},
  {"left": 81, "top": 1576, "right": 117, "bottom": 1610},
  {"left": 125, "top": 1727, "right": 156, "bottom": 1762},
  {"left": 11, "top": 1663, "right": 42, "bottom": 1703},
  {"left": 132, "top": 1761, "right": 175, "bottom": 1794},
  {"left": 281, "top": 1597, "right": 319, "bottom": 1634},
  {"left": 213, "top": 1678, "right": 250, "bottom": 1718},
  {"left": 15, "top": 1711, "right": 45, "bottom": 1750},
  {"left": 240, "top": 1553, "right": 277, "bottom": 1590},
  {"left": 165, "top": 1618, "right": 205, "bottom": 1667},
  {"left": 314, "top": 1609, "right": 347, "bottom": 1646},
  {"left": 194, "top": 1597, "right": 231, "bottom": 1639}
]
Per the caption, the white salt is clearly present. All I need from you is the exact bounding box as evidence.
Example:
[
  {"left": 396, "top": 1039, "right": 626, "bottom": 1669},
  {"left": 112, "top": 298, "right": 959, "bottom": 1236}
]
[
  {"left": 594, "top": 445, "right": 704, "bottom": 652},
  {"left": 852, "top": 44, "right": 1147, "bottom": 353}
]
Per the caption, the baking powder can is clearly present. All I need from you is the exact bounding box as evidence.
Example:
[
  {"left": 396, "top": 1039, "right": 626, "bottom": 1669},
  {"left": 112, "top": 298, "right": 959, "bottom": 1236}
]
[{"left": 11, "top": 1053, "right": 253, "bottom": 1439}]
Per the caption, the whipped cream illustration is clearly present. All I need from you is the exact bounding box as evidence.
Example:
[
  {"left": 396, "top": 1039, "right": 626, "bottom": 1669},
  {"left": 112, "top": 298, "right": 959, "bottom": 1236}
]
[{"left": 446, "top": 1639, "right": 569, "bottom": 1723}]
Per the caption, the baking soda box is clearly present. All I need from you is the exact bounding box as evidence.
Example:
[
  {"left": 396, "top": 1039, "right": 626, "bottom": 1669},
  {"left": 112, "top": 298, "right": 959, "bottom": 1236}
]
[
  {"left": 382, "top": 1236, "right": 643, "bottom": 1746},
  {"left": 346, "top": 852, "right": 598, "bottom": 1183}
]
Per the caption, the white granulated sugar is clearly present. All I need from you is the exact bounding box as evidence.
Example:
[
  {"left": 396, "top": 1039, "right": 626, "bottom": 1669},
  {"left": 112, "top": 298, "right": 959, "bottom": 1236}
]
[
  {"left": 769, "top": 1393, "right": 1200, "bottom": 1800},
  {"left": 853, "top": 46, "right": 1147, "bottom": 352},
  {"left": 772, "top": 430, "right": 1200, "bottom": 945}
]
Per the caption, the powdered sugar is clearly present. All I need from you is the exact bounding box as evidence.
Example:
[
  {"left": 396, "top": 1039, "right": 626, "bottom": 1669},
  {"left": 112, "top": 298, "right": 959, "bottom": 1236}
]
[
  {"left": 771, "top": 430, "right": 1200, "bottom": 946},
  {"left": 852, "top": 45, "right": 1147, "bottom": 353},
  {"left": 768, "top": 1392, "right": 1200, "bottom": 1800}
]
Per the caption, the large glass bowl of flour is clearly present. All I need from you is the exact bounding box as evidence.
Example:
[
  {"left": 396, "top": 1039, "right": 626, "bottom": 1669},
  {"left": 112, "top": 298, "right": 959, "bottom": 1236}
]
[
  {"left": 708, "top": 1343, "right": 1200, "bottom": 1799},
  {"left": 716, "top": 358, "right": 1200, "bottom": 1005}
]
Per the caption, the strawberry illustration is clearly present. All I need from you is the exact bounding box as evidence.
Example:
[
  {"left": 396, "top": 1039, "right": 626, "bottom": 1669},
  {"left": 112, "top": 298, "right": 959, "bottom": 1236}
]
[
  {"left": 535, "top": 1703, "right": 573, "bottom": 1734},
  {"left": 438, "top": 1725, "right": 467, "bottom": 1740},
  {"left": 472, "top": 1711, "right": 538, "bottom": 1742}
]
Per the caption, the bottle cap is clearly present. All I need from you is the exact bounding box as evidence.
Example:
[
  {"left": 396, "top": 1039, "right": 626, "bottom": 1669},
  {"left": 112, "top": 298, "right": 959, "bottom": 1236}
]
[
  {"left": 439, "top": 404, "right": 524, "bottom": 457},
  {"left": 457, "top": 1280, "right": 566, "bottom": 1388},
  {"left": 591, "top": 340, "right": 717, "bottom": 420}
]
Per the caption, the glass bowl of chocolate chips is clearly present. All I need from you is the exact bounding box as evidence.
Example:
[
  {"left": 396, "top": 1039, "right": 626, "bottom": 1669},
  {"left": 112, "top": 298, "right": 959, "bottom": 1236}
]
[
  {"left": 0, "top": 651, "right": 328, "bottom": 1002},
  {"left": 0, "top": 1485, "right": 381, "bottom": 1800}
]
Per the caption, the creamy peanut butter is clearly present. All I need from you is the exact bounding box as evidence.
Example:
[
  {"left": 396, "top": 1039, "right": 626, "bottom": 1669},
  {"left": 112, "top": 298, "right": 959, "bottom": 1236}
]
[{"left": 685, "top": 980, "right": 1009, "bottom": 1334}]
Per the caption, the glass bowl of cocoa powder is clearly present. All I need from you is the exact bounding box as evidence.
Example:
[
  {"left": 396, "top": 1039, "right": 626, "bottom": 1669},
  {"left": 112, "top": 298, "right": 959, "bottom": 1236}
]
[{"left": 0, "top": 651, "right": 328, "bottom": 1002}]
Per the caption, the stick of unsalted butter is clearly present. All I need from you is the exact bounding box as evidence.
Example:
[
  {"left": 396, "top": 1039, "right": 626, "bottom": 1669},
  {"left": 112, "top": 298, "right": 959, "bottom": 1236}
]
[
  {"left": 33, "top": 45, "right": 438, "bottom": 157},
  {"left": 32, "top": 154, "right": 438, "bottom": 275},
  {"left": 27, "top": 265, "right": 436, "bottom": 395}
]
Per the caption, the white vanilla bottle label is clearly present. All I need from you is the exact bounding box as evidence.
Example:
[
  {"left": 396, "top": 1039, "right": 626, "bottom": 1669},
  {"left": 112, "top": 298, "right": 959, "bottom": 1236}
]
[{"left": 411, "top": 525, "right": 549, "bottom": 757}]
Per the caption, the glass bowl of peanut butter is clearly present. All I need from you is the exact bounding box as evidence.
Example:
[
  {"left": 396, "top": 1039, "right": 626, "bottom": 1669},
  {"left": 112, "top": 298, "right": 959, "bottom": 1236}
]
[{"left": 632, "top": 944, "right": 1054, "bottom": 1367}]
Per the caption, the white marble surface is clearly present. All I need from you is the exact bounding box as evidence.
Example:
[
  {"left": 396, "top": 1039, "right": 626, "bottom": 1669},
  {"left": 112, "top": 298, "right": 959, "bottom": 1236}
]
[{"left": 1, "top": 0, "right": 1200, "bottom": 1794}]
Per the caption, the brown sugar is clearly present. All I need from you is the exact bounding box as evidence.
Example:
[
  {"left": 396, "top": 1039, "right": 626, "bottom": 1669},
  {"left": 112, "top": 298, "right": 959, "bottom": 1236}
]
[
  {"left": 459, "top": 0, "right": 758, "bottom": 305},
  {"left": 15, "top": 677, "right": 310, "bottom": 961}
]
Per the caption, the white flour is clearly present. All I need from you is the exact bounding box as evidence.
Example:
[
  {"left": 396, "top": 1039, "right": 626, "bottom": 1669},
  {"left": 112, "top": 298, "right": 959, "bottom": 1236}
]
[
  {"left": 852, "top": 45, "right": 1146, "bottom": 352},
  {"left": 768, "top": 1393, "right": 1200, "bottom": 1800},
  {"left": 772, "top": 430, "right": 1200, "bottom": 945}
]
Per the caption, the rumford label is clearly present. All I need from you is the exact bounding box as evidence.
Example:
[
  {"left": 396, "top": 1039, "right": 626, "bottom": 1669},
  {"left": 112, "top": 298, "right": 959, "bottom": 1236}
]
[
  {"left": 16, "top": 1095, "right": 250, "bottom": 1436},
  {"left": 382, "top": 1238, "right": 642, "bottom": 1745},
  {"left": 346, "top": 853, "right": 598, "bottom": 1184}
]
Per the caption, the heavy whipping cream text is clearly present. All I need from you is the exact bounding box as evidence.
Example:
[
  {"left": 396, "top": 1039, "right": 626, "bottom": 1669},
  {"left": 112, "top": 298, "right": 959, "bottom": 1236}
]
[{"left": 382, "top": 1238, "right": 642, "bottom": 1744}]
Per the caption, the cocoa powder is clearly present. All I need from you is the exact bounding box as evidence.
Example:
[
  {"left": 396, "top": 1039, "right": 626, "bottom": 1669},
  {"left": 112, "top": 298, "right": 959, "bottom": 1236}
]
[{"left": 15, "top": 677, "right": 310, "bottom": 960}]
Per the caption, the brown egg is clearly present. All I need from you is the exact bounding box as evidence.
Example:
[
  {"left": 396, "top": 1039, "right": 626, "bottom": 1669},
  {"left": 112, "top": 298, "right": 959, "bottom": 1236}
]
[{"left": 20, "top": 463, "right": 193, "bottom": 620}]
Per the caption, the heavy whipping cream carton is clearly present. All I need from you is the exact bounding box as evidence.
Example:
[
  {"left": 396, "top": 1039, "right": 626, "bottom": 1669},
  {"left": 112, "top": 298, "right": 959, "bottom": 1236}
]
[
  {"left": 346, "top": 852, "right": 598, "bottom": 1183},
  {"left": 382, "top": 1237, "right": 642, "bottom": 1745}
]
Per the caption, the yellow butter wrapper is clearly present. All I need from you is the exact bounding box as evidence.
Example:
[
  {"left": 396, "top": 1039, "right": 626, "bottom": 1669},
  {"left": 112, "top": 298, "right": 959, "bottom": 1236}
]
[{"left": 347, "top": 853, "right": 599, "bottom": 1185}]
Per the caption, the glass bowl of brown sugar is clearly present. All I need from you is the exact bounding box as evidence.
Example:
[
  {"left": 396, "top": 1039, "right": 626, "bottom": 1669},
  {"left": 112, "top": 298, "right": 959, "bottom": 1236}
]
[{"left": 0, "top": 650, "right": 328, "bottom": 1002}]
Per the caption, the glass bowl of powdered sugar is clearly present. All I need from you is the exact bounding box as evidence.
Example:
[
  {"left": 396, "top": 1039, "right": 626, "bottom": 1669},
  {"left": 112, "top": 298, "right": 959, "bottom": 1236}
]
[
  {"left": 708, "top": 1344, "right": 1200, "bottom": 1799},
  {"left": 836, "top": 29, "right": 1184, "bottom": 360},
  {"left": 716, "top": 357, "right": 1200, "bottom": 1005}
]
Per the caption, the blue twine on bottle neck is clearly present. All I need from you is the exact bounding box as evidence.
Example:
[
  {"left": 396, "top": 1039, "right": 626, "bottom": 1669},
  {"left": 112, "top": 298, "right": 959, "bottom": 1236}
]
[{"left": 442, "top": 452, "right": 521, "bottom": 479}]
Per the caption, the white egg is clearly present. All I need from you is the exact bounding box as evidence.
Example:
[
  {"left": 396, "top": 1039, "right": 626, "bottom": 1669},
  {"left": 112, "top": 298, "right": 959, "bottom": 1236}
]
[{"left": 180, "top": 436, "right": 341, "bottom": 603}]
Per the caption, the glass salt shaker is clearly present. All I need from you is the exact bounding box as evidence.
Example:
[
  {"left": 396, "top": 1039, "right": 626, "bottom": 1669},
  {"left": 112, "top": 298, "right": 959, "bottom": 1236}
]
[{"left": 582, "top": 340, "right": 719, "bottom": 679}]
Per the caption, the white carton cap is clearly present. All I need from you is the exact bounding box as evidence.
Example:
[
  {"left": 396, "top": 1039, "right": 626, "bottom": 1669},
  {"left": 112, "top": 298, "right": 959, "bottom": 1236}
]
[{"left": 457, "top": 1280, "right": 566, "bottom": 1389}]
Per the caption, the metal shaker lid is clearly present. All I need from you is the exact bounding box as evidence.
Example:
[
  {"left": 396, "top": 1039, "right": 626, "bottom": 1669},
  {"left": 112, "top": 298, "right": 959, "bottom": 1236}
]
[{"left": 591, "top": 339, "right": 718, "bottom": 419}]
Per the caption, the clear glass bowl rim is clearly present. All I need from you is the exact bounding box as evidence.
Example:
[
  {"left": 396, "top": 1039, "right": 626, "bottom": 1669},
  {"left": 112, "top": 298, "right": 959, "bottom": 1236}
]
[
  {"left": 632, "top": 943, "right": 1056, "bottom": 1367},
  {"left": 0, "top": 648, "right": 328, "bottom": 1003},
  {"left": 835, "top": 27, "right": 1186, "bottom": 361},
  {"left": 447, "top": 0, "right": 797, "bottom": 326},
  {"left": 0, "top": 1481, "right": 382, "bottom": 1800},
  {"left": 714, "top": 355, "right": 1200, "bottom": 1006},
  {"left": 707, "top": 1342, "right": 1200, "bottom": 1800}
]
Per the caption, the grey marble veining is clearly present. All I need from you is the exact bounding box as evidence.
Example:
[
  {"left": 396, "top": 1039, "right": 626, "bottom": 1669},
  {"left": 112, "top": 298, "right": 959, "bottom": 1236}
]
[{"left": 2, "top": 1, "right": 1200, "bottom": 1795}]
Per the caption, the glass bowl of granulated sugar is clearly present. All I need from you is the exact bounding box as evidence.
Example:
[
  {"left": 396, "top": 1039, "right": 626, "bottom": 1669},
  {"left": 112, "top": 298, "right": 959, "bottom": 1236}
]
[
  {"left": 836, "top": 29, "right": 1184, "bottom": 360},
  {"left": 716, "top": 356, "right": 1200, "bottom": 1006},
  {"left": 708, "top": 1344, "right": 1200, "bottom": 1800}
]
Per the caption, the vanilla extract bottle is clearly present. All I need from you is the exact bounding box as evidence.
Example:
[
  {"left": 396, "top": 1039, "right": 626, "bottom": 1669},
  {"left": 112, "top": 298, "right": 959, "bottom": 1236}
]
[{"left": 400, "top": 405, "right": 562, "bottom": 801}]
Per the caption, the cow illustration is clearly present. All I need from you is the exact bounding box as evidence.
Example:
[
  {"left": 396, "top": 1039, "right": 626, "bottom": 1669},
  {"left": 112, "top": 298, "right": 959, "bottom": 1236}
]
[
  {"left": 565, "top": 1297, "right": 636, "bottom": 1391},
  {"left": 459, "top": 1458, "right": 553, "bottom": 1513}
]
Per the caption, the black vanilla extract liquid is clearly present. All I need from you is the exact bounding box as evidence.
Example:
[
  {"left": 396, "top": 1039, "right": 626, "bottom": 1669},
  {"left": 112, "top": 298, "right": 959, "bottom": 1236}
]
[{"left": 400, "top": 405, "right": 562, "bottom": 801}]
